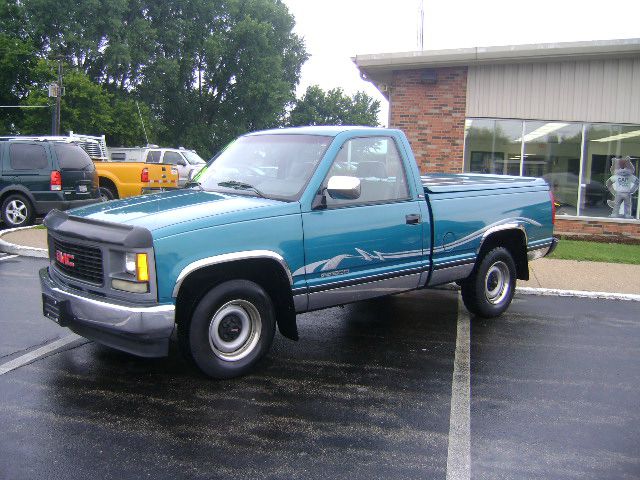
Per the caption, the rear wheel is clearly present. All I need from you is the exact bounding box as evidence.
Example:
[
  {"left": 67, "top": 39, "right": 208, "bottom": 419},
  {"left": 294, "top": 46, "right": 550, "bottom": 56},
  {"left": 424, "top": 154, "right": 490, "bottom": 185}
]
[
  {"left": 98, "top": 186, "right": 115, "bottom": 202},
  {"left": 461, "top": 247, "right": 516, "bottom": 318},
  {"left": 178, "top": 279, "right": 276, "bottom": 379},
  {"left": 1, "top": 194, "right": 34, "bottom": 228}
]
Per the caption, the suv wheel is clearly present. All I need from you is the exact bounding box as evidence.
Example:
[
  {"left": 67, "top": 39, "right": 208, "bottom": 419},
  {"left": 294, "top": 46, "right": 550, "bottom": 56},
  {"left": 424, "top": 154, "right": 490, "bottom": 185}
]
[{"left": 1, "top": 194, "right": 34, "bottom": 228}]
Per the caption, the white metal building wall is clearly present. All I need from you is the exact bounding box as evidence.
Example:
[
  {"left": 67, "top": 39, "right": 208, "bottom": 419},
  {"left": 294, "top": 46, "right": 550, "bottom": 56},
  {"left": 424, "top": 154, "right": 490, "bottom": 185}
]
[{"left": 466, "top": 58, "right": 640, "bottom": 124}]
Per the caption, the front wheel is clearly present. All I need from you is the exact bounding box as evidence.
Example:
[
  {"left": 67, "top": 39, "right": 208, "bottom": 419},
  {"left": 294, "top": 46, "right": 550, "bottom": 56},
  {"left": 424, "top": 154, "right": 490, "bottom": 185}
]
[
  {"left": 179, "top": 280, "right": 276, "bottom": 379},
  {"left": 461, "top": 247, "right": 516, "bottom": 318}
]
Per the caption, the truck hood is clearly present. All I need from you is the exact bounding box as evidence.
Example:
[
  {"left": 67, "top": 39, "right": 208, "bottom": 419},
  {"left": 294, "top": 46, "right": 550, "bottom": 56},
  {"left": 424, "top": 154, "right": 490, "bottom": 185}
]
[{"left": 67, "top": 189, "right": 299, "bottom": 237}]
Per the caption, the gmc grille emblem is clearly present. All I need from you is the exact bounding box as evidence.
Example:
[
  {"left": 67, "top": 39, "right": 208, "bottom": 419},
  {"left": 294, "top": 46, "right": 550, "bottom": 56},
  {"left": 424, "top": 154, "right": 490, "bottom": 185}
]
[{"left": 55, "top": 250, "right": 75, "bottom": 267}]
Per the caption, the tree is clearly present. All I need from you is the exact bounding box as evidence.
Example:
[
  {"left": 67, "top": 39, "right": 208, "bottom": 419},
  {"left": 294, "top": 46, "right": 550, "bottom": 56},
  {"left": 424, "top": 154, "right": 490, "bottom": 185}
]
[
  {"left": 19, "top": 60, "right": 155, "bottom": 146},
  {"left": 1, "top": 0, "right": 308, "bottom": 156},
  {"left": 288, "top": 85, "right": 381, "bottom": 127},
  {"left": 0, "top": 33, "right": 36, "bottom": 133}
]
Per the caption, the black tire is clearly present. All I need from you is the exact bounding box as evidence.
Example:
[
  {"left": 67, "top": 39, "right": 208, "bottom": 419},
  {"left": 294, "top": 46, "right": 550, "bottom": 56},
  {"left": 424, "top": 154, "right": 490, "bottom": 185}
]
[
  {"left": 178, "top": 279, "right": 276, "bottom": 379},
  {"left": 98, "top": 186, "right": 115, "bottom": 202},
  {"left": 1, "top": 194, "right": 34, "bottom": 228},
  {"left": 461, "top": 247, "right": 516, "bottom": 318}
]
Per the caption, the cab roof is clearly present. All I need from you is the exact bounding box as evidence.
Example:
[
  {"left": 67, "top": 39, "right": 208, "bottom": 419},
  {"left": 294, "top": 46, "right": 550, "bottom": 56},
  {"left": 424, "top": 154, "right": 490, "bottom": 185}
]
[{"left": 246, "top": 126, "right": 399, "bottom": 137}]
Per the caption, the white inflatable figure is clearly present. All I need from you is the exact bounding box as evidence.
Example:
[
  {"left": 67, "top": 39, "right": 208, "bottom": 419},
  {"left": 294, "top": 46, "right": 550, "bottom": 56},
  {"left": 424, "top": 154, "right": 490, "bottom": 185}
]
[{"left": 606, "top": 156, "right": 639, "bottom": 218}]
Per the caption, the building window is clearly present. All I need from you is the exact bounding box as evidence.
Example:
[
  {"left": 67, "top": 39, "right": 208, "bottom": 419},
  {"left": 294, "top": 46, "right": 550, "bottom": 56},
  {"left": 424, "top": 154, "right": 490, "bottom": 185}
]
[
  {"left": 463, "top": 119, "right": 522, "bottom": 175},
  {"left": 521, "top": 122, "right": 583, "bottom": 217},
  {"left": 464, "top": 118, "right": 640, "bottom": 220},
  {"left": 582, "top": 124, "right": 640, "bottom": 219}
]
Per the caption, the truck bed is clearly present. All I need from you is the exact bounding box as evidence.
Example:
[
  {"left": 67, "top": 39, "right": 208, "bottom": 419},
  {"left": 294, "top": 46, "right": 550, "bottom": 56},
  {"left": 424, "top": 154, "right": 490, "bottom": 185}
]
[{"left": 422, "top": 173, "right": 547, "bottom": 193}]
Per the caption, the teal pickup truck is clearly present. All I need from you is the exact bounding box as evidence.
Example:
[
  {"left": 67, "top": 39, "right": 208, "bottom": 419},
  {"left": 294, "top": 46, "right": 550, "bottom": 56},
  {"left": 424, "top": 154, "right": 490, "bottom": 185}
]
[{"left": 40, "top": 126, "right": 557, "bottom": 378}]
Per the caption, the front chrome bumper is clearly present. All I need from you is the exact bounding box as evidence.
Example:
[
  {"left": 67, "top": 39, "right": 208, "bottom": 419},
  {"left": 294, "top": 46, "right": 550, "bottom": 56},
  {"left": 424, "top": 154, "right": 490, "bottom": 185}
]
[{"left": 40, "top": 267, "right": 175, "bottom": 357}]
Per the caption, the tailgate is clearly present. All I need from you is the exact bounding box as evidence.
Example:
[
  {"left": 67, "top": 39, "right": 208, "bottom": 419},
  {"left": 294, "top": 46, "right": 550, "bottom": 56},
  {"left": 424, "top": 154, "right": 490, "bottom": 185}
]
[
  {"left": 147, "top": 164, "right": 179, "bottom": 188},
  {"left": 55, "top": 143, "right": 100, "bottom": 199}
]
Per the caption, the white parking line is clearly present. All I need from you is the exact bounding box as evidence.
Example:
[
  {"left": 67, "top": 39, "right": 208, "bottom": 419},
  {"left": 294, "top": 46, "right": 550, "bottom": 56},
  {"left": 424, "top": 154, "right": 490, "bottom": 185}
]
[
  {"left": 0, "top": 334, "right": 82, "bottom": 376},
  {"left": 446, "top": 295, "right": 471, "bottom": 480},
  {"left": 517, "top": 287, "right": 640, "bottom": 302},
  {"left": 0, "top": 254, "right": 18, "bottom": 262}
]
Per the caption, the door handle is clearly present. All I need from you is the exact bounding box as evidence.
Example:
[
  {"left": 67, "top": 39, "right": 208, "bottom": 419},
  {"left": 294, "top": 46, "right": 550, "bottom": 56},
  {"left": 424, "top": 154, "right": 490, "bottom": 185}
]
[{"left": 406, "top": 214, "right": 421, "bottom": 225}]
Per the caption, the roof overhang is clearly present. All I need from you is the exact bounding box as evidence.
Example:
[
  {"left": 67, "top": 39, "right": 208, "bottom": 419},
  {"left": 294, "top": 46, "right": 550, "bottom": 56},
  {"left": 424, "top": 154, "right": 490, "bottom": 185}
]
[{"left": 354, "top": 38, "right": 640, "bottom": 97}]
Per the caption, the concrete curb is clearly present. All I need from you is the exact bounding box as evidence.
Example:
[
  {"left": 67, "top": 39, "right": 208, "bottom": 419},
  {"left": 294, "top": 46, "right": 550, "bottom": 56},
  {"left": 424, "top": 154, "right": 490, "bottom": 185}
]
[
  {"left": 516, "top": 287, "right": 640, "bottom": 302},
  {"left": 434, "top": 283, "right": 640, "bottom": 302},
  {"left": 0, "top": 226, "right": 48, "bottom": 258}
]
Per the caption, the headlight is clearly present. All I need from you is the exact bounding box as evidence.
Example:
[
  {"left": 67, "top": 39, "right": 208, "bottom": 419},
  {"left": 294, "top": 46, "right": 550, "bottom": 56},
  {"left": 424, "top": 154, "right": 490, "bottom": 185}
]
[
  {"left": 114, "top": 252, "right": 150, "bottom": 293},
  {"left": 124, "top": 252, "right": 149, "bottom": 281},
  {"left": 125, "top": 252, "right": 137, "bottom": 274}
]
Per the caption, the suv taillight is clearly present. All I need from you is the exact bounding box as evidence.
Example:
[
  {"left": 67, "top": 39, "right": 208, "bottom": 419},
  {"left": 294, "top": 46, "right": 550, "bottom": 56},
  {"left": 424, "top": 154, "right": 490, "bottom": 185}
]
[
  {"left": 141, "top": 167, "right": 149, "bottom": 183},
  {"left": 50, "top": 170, "right": 62, "bottom": 191},
  {"left": 550, "top": 190, "right": 556, "bottom": 225}
]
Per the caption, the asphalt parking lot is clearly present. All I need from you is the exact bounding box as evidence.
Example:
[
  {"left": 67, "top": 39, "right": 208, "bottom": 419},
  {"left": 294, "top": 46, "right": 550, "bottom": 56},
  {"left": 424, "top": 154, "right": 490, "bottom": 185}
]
[{"left": 1, "top": 256, "right": 639, "bottom": 480}]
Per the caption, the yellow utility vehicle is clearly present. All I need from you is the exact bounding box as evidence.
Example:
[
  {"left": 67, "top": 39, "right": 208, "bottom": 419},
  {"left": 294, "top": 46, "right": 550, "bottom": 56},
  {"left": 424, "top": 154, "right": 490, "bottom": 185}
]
[{"left": 62, "top": 133, "right": 179, "bottom": 200}]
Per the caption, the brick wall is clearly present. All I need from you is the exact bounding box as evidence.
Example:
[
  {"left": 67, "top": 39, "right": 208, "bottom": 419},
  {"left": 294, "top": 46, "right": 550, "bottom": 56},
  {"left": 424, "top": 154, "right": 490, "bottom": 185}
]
[
  {"left": 389, "top": 67, "right": 467, "bottom": 174},
  {"left": 556, "top": 218, "right": 640, "bottom": 240}
]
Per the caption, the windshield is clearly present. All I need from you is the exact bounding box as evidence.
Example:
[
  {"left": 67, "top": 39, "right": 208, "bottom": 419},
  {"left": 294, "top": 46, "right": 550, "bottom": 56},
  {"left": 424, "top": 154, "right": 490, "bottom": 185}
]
[
  {"left": 194, "top": 134, "right": 332, "bottom": 201},
  {"left": 182, "top": 150, "right": 206, "bottom": 165}
]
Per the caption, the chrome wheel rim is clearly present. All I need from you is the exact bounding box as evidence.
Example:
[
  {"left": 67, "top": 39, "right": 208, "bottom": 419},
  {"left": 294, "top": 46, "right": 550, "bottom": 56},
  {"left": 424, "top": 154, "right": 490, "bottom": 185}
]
[
  {"left": 484, "top": 261, "right": 510, "bottom": 305},
  {"left": 5, "top": 199, "right": 28, "bottom": 225},
  {"left": 208, "top": 299, "right": 261, "bottom": 361}
]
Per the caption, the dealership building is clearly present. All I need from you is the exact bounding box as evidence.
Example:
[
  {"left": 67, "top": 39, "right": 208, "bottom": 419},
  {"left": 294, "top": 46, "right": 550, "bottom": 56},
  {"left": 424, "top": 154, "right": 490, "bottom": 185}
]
[{"left": 355, "top": 38, "right": 640, "bottom": 239}]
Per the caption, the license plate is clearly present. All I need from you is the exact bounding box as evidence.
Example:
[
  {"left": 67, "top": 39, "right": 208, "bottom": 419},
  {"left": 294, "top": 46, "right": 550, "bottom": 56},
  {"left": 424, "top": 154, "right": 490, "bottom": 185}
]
[
  {"left": 42, "top": 294, "right": 61, "bottom": 323},
  {"left": 78, "top": 185, "right": 88, "bottom": 193}
]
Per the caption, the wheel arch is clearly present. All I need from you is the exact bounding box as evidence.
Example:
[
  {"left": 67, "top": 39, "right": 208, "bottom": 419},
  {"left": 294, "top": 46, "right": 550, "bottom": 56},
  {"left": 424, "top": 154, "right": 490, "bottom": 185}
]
[
  {"left": 477, "top": 225, "right": 529, "bottom": 280},
  {"left": 98, "top": 176, "right": 119, "bottom": 198},
  {"left": 174, "top": 253, "right": 298, "bottom": 341},
  {"left": 0, "top": 185, "right": 37, "bottom": 208}
]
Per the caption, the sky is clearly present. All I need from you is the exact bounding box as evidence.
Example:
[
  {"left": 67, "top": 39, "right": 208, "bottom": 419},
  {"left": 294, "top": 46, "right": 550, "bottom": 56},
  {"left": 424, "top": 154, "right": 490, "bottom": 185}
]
[{"left": 282, "top": 0, "right": 640, "bottom": 125}]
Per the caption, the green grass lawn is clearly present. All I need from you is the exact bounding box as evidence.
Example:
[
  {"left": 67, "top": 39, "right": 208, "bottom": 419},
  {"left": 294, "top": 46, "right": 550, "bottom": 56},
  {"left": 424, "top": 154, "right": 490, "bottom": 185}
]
[{"left": 550, "top": 239, "right": 640, "bottom": 264}]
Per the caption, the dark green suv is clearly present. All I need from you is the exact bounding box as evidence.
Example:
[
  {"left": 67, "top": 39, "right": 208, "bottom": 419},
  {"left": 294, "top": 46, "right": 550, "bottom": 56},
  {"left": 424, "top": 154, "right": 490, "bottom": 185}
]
[{"left": 0, "top": 139, "right": 101, "bottom": 228}]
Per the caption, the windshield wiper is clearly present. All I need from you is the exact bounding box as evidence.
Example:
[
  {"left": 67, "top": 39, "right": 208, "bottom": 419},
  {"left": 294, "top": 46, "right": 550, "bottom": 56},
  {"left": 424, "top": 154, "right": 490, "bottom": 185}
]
[
  {"left": 217, "top": 180, "right": 265, "bottom": 198},
  {"left": 185, "top": 181, "right": 204, "bottom": 190}
]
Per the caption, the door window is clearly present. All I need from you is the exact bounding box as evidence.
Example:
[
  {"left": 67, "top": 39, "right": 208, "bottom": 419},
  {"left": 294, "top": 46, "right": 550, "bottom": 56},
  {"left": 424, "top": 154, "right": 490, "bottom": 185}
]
[
  {"left": 324, "top": 137, "right": 409, "bottom": 207},
  {"left": 9, "top": 143, "right": 48, "bottom": 170},
  {"left": 164, "top": 151, "right": 183, "bottom": 165},
  {"left": 146, "top": 150, "right": 161, "bottom": 163}
]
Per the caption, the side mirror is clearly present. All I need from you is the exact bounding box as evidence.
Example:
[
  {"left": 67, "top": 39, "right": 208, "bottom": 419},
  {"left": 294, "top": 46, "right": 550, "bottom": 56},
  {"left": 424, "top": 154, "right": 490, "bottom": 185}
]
[
  {"left": 327, "top": 175, "right": 361, "bottom": 200},
  {"left": 178, "top": 159, "right": 187, "bottom": 166}
]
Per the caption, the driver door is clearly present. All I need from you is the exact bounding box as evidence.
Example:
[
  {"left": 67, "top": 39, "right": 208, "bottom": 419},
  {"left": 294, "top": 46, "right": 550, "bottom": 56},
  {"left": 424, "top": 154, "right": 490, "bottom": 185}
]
[{"left": 301, "top": 136, "right": 426, "bottom": 310}]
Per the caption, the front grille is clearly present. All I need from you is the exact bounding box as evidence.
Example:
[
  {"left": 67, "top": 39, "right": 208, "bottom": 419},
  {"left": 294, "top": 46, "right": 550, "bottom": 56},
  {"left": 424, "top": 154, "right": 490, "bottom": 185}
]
[{"left": 52, "top": 237, "right": 103, "bottom": 285}]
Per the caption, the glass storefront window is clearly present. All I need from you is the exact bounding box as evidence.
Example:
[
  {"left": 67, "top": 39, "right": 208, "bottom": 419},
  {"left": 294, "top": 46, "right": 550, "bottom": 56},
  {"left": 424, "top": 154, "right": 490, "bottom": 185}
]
[
  {"left": 463, "top": 117, "right": 640, "bottom": 220},
  {"left": 521, "top": 122, "right": 583, "bottom": 217},
  {"left": 463, "top": 119, "right": 522, "bottom": 175},
  {"left": 582, "top": 125, "right": 640, "bottom": 219}
]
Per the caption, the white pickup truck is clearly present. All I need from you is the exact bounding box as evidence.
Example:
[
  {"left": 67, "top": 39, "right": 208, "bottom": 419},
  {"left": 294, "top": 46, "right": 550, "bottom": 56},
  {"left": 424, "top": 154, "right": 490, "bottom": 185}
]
[{"left": 110, "top": 147, "right": 206, "bottom": 187}]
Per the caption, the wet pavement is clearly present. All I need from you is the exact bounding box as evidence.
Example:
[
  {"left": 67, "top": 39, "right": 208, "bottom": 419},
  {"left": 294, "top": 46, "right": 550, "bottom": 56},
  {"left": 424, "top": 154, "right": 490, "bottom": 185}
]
[{"left": 0, "top": 257, "right": 639, "bottom": 480}]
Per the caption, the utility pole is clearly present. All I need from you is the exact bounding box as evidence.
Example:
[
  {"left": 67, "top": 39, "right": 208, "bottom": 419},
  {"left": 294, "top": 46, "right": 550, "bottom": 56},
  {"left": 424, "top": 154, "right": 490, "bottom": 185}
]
[{"left": 55, "top": 58, "right": 63, "bottom": 135}]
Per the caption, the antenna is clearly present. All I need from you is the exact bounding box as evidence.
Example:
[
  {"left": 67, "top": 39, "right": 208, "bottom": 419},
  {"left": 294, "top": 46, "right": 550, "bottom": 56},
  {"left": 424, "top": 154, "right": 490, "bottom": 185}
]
[
  {"left": 418, "top": 0, "right": 424, "bottom": 50},
  {"left": 136, "top": 101, "right": 149, "bottom": 145}
]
